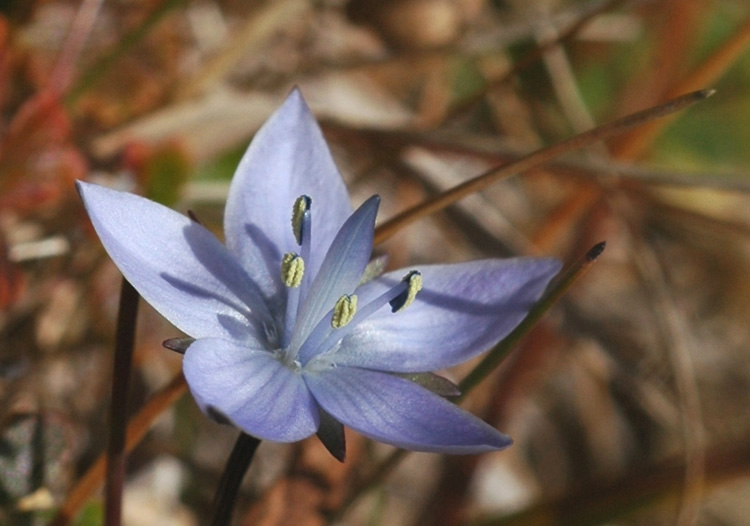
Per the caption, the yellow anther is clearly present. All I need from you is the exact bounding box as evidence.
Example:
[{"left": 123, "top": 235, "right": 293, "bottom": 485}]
[
  {"left": 281, "top": 253, "right": 305, "bottom": 288},
  {"left": 395, "top": 271, "right": 422, "bottom": 312},
  {"left": 331, "top": 294, "right": 358, "bottom": 328},
  {"left": 291, "top": 195, "right": 311, "bottom": 245}
]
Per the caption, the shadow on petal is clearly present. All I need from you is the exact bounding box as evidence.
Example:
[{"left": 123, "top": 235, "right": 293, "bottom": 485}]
[
  {"left": 181, "top": 223, "right": 272, "bottom": 317},
  {"left": 244, "top": 223, "right": 283, "bottom": 284},
  {"left": 161, "top": 273, "right": 260, "bottom": 337}
]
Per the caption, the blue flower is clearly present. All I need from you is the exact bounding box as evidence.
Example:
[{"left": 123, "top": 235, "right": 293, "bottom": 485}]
[{"left": 77, "top": 90, "right": 560, "bottom": 456}]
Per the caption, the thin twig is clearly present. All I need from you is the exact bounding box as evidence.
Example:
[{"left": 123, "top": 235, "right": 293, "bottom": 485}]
[
  {"left": 458, "top": 242, "right": 605, "bottom": 397},
  {"left": 323, "top": 125, "right": 750, "bottom": 193},
  {"left": 541, "top": 18, "right": 750, "bottom": 254},
  {"left": 645, "top": 197, "right": 750, "bottom": 238},
  {"left": 104, "top": 279, "right": 139, "bottom": 526},
  {"left": 614, "top": 20, "right": 750, "bottom": 159},
  {"left": 373, "top": 90, "right": 714, "bottom": 245}
]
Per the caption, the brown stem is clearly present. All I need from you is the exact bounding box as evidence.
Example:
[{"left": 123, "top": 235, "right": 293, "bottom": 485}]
[{"left": 104, "top": 279, "right": 139, "bottom": 526}]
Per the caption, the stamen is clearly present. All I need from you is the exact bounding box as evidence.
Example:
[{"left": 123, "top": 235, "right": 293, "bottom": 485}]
[
  {"left": 299, "top": 270, "right": 421, "bottom": 364},
  {"left": 291, "top": 195, "right": 311, "bottom": 245},
  {"left": 283, "top": 197, "right": 313, "bottom": 348},
  {"left": 281, "top": 252, "right": 305, "bottom": 348},
  {"left": 296, "top": 295, "right": 358, "bottom": 364},
  {"left": 331, "top": 294, "right": 358, "bottom": 328},
  {"left": 389, "top": 271, "right": 422, "bottom": 312},
  {"left": 281, "top": 253, "right": 305, "bottom": 288},
  {"left": 298, "top": 208, "right": 312, "bottom": 292}
]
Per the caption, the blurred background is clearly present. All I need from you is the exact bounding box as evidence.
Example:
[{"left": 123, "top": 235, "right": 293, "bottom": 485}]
[{"left": 2, "top": 0, "right": 750, "bottom": 524}]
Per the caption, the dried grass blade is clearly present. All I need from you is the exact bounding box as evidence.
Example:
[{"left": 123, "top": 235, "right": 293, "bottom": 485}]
[{"left": 374, "top": 90, "right": 713, "bottom": 245}]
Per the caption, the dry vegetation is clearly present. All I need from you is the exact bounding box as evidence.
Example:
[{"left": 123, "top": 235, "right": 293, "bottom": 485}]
[{"left": 2, "top": 0, "right": 750, "bottom": 525}]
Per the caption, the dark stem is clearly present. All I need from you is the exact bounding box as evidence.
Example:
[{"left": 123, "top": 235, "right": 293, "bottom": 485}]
[
  {"left": 210, "top": 433, "right": 262, "bottom": 526},
  {"left": 105, "top": 278, "right": 139, "bottom": 526}
]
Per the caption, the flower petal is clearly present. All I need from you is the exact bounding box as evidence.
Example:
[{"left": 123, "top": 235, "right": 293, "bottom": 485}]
[
  {"left": 184, "top": 338, "right": 320, "bottom": 442},
  {"left": 224, "top": 89, "right": 353, "bottom": 306},
  {"left": 292, "top": 195, "right": 379, "bottom": 351},
  {"left": 333, "top": 258, "right": 561, "bottom": 372},
  {"left": 77, "top": 181, "right": 272, "bottom": 342},
  {"left": 305, "top": 366, "right": 510, "bottom": 453}
]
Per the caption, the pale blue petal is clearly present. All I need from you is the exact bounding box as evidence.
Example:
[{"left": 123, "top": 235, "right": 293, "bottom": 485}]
[
  {"left": 291, "top": 196, "right": 379, "bottom": 350},
  {"left": 223, "top": 89, "right": 353, "bottom": 307},
  {"left": 304, "top": 366, "right": 510, "bottom": 453},
  {"left": 184, "top": 338, "right": 320, "bottom": 442},
  {"left": 333, "top": 258, "right": 561, "bottom": 372},
  {"left": 77, "top": 181, "right": 272, "bottom": 342}
]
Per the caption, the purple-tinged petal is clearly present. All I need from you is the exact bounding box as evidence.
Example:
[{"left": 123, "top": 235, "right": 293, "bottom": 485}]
[
  {"left": 77, "top": 181, "right": 273, "bottom": 342},
  {"left": 224, "top": 89, "right": 353, "bottom": 306},
  {"left": 333, "top": 258, "right": 561, "bottom": 372},
  {"left": 304, "top": 366, "right": 510, "bottom": 453},
  {"left": 184, "top": 338, "right": 319, "bottom": 442},
  {"left": 292, "top": 196, "right": 379, "bottom": 353}
]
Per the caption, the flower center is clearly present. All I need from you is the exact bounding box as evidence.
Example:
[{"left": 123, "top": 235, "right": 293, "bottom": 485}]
[{"left": 277, "top": 195, "right": 422, "bottom": 368}]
